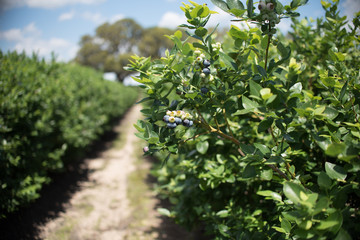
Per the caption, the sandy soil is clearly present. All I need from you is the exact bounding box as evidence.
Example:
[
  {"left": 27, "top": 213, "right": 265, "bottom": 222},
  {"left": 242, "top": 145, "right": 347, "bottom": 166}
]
[{"left": 38, "top": 104, "right": 146, "bottom": 240}]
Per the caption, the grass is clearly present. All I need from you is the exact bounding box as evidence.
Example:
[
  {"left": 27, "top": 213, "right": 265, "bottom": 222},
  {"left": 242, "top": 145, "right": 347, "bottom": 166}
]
[{"left": 125, "top": 140, "right": 157, "bottom": 240}]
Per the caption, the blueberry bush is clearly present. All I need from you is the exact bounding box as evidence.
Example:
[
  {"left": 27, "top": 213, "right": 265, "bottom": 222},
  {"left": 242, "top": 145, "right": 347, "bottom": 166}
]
[
  {"left": 0, "top": 51, "right": 138, "bottom": 217},
  {"left": 128, "top": 0, "right": 360, "bottom": 239}
]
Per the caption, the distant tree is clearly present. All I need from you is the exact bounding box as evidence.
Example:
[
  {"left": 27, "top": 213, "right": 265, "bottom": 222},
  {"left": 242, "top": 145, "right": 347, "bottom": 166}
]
[{"left": 75, "top": 18, "right": 174, "bottom": 82}]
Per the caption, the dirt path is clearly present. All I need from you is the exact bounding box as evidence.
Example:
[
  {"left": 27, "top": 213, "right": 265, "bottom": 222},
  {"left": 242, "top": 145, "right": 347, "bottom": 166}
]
[{"left": 38, "top": 104, "right": 143, "bottom": 240}]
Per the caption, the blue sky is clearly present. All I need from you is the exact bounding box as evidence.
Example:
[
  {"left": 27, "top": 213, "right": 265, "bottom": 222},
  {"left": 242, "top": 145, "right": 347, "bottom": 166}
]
[{"left": 0, "top": 0, "right": 358, "bottom": 62}]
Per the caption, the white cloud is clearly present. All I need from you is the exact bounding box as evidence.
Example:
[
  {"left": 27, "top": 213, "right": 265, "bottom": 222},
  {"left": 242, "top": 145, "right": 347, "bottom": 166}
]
[
  {"left": 342, "top": 0, "right": 360, "bottom": 20},
  {"left": 0, "top": 0, "right": 105, "bottom": 9},
  {"left": 109, "top": 14, "right": 124, "bottom": 23},
  {"left": 277, "top": 18, "right": 292, "bottom": 34},
  {"left": 0, "top": 23, "right": 77, "bottom": 61},
  {"left": 0, "top": 29, "right": 23, "bottom": 41},
  {"left": 158, "top": 11, "right": 186, "bottom": 29},
  {"left": 82, "top": 11, "right": 105, "bottom": 24},
  {"left": 59, "top": 10, "right": 75, "bottom": 21}
]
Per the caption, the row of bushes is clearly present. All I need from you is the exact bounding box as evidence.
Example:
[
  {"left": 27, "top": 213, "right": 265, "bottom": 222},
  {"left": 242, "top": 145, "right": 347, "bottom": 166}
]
[
  {"left": 0, "top": 51, "right": 138, "bottom": 217},
  {"left": 132, "top": 0, "right": 359, "bottom": 239}
]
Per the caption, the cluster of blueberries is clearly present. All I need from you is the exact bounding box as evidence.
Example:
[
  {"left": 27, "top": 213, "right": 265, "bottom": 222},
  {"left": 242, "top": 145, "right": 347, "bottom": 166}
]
[
  {"left": 200, "top": 59, "right": 211, "bottom": 94},
  {"left": 258, "top": 0, "right": 279, "bottom": 34},
  {"left": 163, "top": 110, "right": 194, "bottom": 129}
]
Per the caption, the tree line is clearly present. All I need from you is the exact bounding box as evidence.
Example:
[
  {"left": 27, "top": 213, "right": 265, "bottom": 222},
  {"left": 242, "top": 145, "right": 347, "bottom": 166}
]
[{"left": 74, "top": 18, "right": 175, "bottom": 82}]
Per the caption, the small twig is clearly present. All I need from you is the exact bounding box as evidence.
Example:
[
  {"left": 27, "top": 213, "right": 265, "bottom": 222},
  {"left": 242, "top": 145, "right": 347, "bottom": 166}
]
[
  {"left": 223, "top": 108, "right": 235, "bottom": 137},
  {"left": 269, "top": 164, "right": 289, "bottom": 180},
  {"left": 214, "top": 116, "right": 220, "bottom": 131},
  {"left": 268, "top": 127, "right": 278, "bottom": 146},
  {"left": 264, "top": 33, "right": 272, "bottom": 71},
  {"left": 179, "top": 131, "right": 209, "bottom": 145}
]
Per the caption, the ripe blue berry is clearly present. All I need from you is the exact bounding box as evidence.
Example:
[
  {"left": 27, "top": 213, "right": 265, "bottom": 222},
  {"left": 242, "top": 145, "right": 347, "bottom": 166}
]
[
  {"left": 167, "top": 122, "right": 177, "bottom": 129},
  {"left": 202, "top": 68, "right": 210, "bottom": 75},
  {"left": 201, "top": 87, "right": 209, "bottom": 94},
  {"left": 203, "top": 59, "right": 211, "bottom": 68},
  {"left": 189, "top": 120, "right": 193, "bottom": 127},
  {"left": 183, "top": 119, "right": 190, "bottom": 127},
  {"left": 175, "top": 117, "right": 182, "bottom": 125},
  {"left": 163, "top": 115, "right": 170, "bottom": 122}
]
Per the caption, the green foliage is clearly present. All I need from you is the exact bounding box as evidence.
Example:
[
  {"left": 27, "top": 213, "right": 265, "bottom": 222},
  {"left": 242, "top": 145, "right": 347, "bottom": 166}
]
[
  {"left": 129, "top": 0, "right": 360, "bottom": 239},
  {"left": 0, "top": 51, "right": 138, "bottom": 217}
]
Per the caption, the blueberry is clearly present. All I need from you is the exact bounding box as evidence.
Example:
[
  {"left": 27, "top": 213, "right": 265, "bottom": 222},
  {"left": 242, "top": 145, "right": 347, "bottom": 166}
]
[
  {"left": 167, "top": 122, "right": 177, "bottom": 129},
  {"left": 175, "top": 117, "right": 182, "bottom": 125},
  {"left": 189, "top": 120, "right": 194, "bottom": 127},
  {"left": 201, "top": 87, "right": 209, "bottom": 94},
  {"left": 202, "top": 67, "right": 210, "bottom": 75},
  {"left": 183, "top": 119, "right": 190, "bottom": 127},
  {"left": 203, "top": 59, "right": 211, "bottom": 67},
  {"left": 163, "top": 115, "right": 170, "bottom": 122}
]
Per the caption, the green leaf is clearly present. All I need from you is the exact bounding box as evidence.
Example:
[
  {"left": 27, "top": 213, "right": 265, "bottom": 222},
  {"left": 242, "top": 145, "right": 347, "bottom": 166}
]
[
  {"left": 132, "top": 76, "right": 152, "bottom": 84},
  {"left": 233, "top": 109, "right": 252, "bottom": 115},
  {"left": 195, "top": 27, "right": 208, "bottom": 38},
  {"left": 339, "top": 79, "right": 348, "bottom": 101},
  {"left": 243, "top": 164, "right": 256, "bottom": 178},
  {"left": 193, "top": 42, "right": 208, "bottom": 52},
  {"left": 316, "top": 210, "right": 342, "bottom": 231},
  {"left": 257, "top": 190, "right": 282, "bottom": 202},
  {"left": 321, "top": 0, "right": 331, "bottom": 9},
  {"left": 229, "top": 25, "right": 249, "bottom": 40},
  {"left": 249, "top": 80, "right": 262, "bottom": 97},
  {"left": 261, "top": 168, "right": 273, "bottom": 180},
  {"left": 260, "top": 88, "right": 273, "bottom": 100},
  {"left": 229, "top": 8, "right": 246, "bottom": 17},
  {"left": 216, "top": 209, "right": 229, "bottom": 218},
  {"left": 211, "top": 0, "right": 229, "bottom": 12},
  {"left": 281, "top": 219, "right": 291, "bottom": 233},
  {"left": 317, "top": 171, "right": 332, "bottom": 189},
  {"left": 265, "top": 156, "right": 283, "bottom": 164},
  {"left": 335, "top": 229, "right": 352, "bottom": 240},
  {"left": 272, "top": 226, "right": 287, "bottom": 233},
  {"left": 258, "top": 118, "right": 273, "bottom": 133},
  {"left": 275, "top": 0, "right": 284, "bottom": 13},
  {"left": 196, "top": 140, "right": 209, "bottom": 154},
  {"left": 289, "top": 82, "right": 302, "bottom": 93},
  {"left": 227, "top": 0, "right": 244, "bottom": 9},
  {"left": 328, "top": 49, "right": 338, "bottom": 61},
  {"left": 157, "top": 208, "right": 171, "bottom": 217},
  {"left": 242, "top": 95, "right": 259, "bottom": 109},
  {"left": 325, "top": 143, "right": 346, "bottom": 157},
  {"left": 283, "top": 181, "right": 307, "bottom": 205},
  {"left": 325, "top": 162, "right": 347, "bottom": 180},
  {"left": 254, "top": 143, "right": 270, "bottom": 155},
  {"left": 277, "top": 42, "right": 289, "bottom": 58},
  {"left": 239, "top": 143, "right": 255, "bottom": 154},
  {"left": 256, "top": 65, "right": 267, "bottom": 77},
  {"left": 219, "top": 51, "right": 238, "bottom": 70},
  {"left": 323, "top": 107, "right": 339, "bottom": 120}
]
